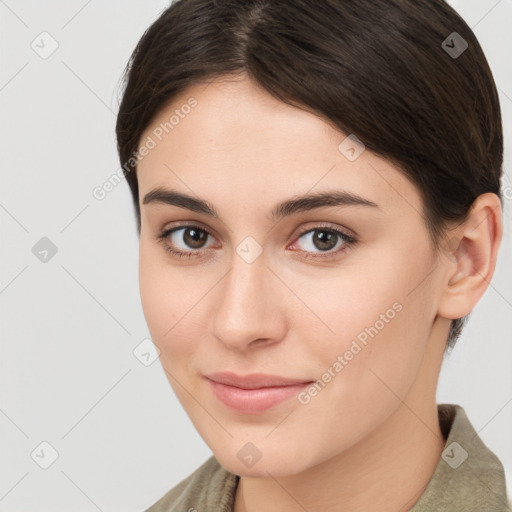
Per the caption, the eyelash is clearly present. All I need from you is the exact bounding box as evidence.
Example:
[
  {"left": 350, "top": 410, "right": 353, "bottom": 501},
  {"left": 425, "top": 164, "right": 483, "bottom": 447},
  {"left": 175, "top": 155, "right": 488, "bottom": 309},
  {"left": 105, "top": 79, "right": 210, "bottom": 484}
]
[{"left": 157, "top": 223, "right": 357, "bottom": 260}]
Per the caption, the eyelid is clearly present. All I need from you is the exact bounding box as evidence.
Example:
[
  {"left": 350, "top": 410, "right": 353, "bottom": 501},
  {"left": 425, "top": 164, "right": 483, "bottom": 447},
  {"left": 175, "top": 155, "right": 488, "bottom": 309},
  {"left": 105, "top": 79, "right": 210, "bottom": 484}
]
[
  {"left": 157, "top": 220, "right": 357, "bottom": 259},
  {"left": 291, "top": 221, "right": 356, "bottom": 241},
  {"left": 159, "top": 222, "right": 219, "bottom": 248},
  {"left": 159, "top": 219, "right": 354, "bottom": 239},
  {"left": 287, "top": 223, "right": 357, "bottom": 257},
  {"left": 161, "top": 219, "right": 216, "bottom": 235}
]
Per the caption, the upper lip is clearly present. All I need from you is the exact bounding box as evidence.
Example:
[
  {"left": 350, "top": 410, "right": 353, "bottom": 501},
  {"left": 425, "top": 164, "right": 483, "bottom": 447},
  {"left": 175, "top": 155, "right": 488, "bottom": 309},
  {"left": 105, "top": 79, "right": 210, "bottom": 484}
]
[{"left": 205, "top": 372, "right": 313, "bottom": 390}]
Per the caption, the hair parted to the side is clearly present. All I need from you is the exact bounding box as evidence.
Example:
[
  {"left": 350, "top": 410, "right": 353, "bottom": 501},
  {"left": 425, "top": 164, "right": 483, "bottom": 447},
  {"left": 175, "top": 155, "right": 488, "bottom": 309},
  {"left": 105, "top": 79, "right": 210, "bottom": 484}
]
[{"left": 115, "top": 0, "right": 503, "bottom": 350}]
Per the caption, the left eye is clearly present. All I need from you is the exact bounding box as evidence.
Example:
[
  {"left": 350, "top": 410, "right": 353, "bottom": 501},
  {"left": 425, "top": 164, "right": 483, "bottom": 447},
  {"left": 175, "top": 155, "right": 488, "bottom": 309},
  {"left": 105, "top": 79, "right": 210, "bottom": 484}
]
[{"left": 291, "top": 228, "right": 353, "bottom": 254}]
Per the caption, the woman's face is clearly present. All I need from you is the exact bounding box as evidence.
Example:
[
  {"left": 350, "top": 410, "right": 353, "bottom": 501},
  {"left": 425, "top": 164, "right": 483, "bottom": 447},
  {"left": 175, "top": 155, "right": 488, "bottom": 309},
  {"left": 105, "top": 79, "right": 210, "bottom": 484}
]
[{"left": 137, "top": 75, "right": 448, "bottom": 476}]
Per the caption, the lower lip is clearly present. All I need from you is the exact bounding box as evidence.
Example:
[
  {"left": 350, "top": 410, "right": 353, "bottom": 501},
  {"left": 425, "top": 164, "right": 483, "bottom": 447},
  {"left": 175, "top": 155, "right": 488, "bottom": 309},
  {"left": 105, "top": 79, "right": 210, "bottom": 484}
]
[{"left": 206, "top": 379, "right": 311, "bottom": 414}]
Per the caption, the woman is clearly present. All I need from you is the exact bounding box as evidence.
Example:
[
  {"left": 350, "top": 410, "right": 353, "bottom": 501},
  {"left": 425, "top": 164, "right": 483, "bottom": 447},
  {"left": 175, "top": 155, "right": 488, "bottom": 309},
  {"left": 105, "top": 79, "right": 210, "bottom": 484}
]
[{"left": 115, "top": 0, "right": 510, "bottom": 510}]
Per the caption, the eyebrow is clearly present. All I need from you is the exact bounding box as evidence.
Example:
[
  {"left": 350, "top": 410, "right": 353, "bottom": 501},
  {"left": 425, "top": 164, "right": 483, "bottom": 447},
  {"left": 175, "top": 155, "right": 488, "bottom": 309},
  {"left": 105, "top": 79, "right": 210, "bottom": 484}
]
[{"left": 142, "top": 187, "right": 378, "bottom": 220}]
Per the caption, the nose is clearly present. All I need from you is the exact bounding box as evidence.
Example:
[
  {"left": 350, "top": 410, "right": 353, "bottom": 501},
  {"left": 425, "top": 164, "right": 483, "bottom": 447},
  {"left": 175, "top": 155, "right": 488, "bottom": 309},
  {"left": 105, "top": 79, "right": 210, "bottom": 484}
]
[{"left": 210, "top": 249, "right": 288, "bottom": 351}]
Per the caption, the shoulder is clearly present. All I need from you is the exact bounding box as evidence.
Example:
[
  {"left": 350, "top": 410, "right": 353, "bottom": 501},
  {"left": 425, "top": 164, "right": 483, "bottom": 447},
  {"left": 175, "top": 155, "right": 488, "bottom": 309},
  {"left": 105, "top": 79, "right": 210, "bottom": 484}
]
[
  {"left": 412, "top": 403, "right": 511, "bottom": 512},
  {"left": 144, "top": 455, "right": 239, "bottom": 512}
]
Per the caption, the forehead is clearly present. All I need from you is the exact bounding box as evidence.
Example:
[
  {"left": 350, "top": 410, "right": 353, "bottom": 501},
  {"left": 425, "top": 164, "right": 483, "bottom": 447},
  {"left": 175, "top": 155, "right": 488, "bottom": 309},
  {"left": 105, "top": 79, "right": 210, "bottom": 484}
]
[{"left": 136, "top": 76, "right": 422, "bottom": 218}]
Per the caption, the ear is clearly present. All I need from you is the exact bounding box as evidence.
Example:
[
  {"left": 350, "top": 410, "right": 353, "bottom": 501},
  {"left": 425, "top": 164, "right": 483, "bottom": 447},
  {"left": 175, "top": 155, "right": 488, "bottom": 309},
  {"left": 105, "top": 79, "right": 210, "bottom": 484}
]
[{"left": 437, "top": 193, "right": 503, "bottom": 321}]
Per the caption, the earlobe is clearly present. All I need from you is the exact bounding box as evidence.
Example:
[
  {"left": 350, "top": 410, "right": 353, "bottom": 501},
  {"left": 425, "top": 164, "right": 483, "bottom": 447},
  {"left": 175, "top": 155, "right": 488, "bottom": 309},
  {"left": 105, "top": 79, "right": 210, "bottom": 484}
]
[{"left": 437, "top": 193, "right": 503, "bottom": 321}]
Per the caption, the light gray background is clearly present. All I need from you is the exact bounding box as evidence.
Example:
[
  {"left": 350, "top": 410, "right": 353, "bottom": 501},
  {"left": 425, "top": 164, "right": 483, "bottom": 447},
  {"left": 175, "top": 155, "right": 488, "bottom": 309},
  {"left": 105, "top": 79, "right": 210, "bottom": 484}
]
[{"left": 0, "top": 1, "right": 511, "bottom": 510}]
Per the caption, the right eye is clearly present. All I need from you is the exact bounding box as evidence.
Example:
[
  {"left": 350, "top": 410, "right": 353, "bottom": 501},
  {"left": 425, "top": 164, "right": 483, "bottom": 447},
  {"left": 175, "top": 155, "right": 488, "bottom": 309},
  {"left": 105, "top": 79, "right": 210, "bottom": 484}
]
[{"left": 158, "top": 225, "right": 218, "bottom": 259}]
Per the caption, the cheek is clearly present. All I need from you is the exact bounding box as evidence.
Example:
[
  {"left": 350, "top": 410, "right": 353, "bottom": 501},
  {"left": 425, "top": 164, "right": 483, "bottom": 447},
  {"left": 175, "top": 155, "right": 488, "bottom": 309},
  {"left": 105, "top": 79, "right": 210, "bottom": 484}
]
[
  {"left": 291, "top": 276, "right": 434, "bottom": 459},
  {"left": 288, "top": 260, "right": 413, "bottom": 352},
  {"left": 139, "top": 242, "right": 187, "bottom": 347},
  {"left": 139, "top": 259, "right": 200, "bottom": 411},
  {"left": 307, "top": 246, "right": 435, "bottom": 387},
  {"left": 138, "top": 241, "right": 217, "bottom": 370}
]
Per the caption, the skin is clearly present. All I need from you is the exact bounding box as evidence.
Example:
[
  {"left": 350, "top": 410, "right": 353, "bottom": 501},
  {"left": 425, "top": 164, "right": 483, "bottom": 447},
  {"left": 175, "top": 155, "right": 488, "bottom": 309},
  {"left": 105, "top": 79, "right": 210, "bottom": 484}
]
[{"left": 136, "top": 74, "right": 502, "bottom": 512}]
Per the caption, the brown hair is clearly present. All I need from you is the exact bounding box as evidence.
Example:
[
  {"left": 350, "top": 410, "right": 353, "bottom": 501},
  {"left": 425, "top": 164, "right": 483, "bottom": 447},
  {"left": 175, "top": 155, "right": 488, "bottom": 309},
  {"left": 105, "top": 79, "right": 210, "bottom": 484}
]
[{"left": 115, "top": 0, "right": 503, "bottom": 349}]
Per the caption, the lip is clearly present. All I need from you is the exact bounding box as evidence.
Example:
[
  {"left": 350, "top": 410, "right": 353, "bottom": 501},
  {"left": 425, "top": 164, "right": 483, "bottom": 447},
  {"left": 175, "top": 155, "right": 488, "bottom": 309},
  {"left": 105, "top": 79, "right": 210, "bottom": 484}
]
[{"left": 204, "top": 372, "right": 314, "bottom": 414}]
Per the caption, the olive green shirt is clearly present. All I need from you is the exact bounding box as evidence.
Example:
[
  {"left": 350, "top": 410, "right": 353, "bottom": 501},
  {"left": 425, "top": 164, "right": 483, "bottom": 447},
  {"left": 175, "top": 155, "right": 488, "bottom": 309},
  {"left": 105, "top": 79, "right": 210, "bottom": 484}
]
[{"left": 145, "top": 404, "right": 511, "bottom": 511}]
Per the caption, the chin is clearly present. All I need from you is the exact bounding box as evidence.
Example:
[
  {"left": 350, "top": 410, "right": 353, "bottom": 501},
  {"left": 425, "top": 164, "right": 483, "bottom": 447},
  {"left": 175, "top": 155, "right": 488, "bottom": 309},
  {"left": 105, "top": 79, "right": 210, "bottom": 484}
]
[{"left": 214, "top": 445, "right": 316, "bottom": 478}]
